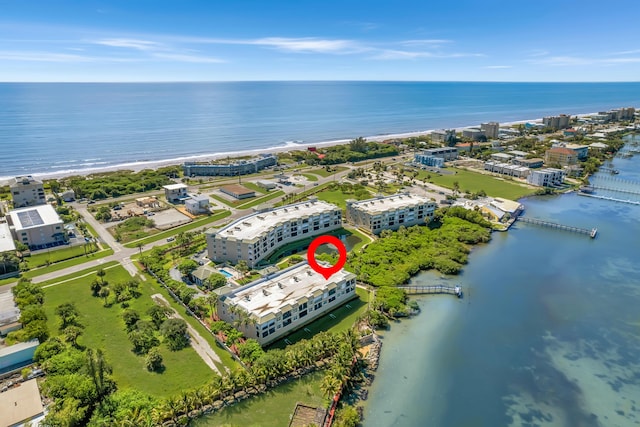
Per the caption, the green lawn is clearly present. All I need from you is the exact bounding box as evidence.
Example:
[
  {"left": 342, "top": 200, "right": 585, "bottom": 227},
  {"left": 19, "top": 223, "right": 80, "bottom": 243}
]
[
  {"left": 300, "top": 173, "right": 319, "bottom": 182},
  {"left": 24, "top": 244, "right": 100, "bottom": 269},
  {"left": 418, "top": 167, "right": 537, "bottom": 200},
  {"left": 235, "top": 190, "right": 285, "bottom": 209},
  {"left": 22, "top": 248, "right": 114, "bottom": 280},
  {"left": 274, "top": 182, "right": 333, "bottom": 207},
  {"left": 191, "top": 371, "right": 327, "bottom": 427},
  {"left": 124, "top": 210, "right": 231, "bottom": 248},
  {"left": 260, "top": 227, "right": 357, "bottom": 265},
  {"left": 267, "top": 287, "right": 369, "bottom": 350},
  {"left": 240, "top": 182, "right": 267, "bottom": 194},
  {"left": 315, "top": 187, "right": 372, "bottom": 210},
  {"left": 308, "top": 166, "right": 348, "bottom": 177},
  {"left": 42, "top": 265, "right": 217, "bottom": 397}
]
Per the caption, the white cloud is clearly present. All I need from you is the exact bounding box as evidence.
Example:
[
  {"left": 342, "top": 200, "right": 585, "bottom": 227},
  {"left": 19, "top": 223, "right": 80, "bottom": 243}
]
[
  {"left": 151, "top": 52, "right": 225, "bottom": 63},
  {"left": 0, "top": 50, "right": 132, "bottom": 62},
  {"left": 95, "top": 38, "right": 164, "bottom": 51},
  {"left": 249, "top": 37, "right": 363, "bottom": 54},
  {"left": 371, "top": 49, "right": 484, "bottom": 60}
]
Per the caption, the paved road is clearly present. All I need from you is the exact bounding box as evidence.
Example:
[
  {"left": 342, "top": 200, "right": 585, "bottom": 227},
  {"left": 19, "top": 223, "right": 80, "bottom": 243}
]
[{"left": 152, "top": 293, "right": 222, "bottom": 374}]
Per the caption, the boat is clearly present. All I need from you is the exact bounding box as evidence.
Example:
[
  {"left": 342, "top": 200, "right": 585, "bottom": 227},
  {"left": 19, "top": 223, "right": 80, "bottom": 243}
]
[
  {"left": 590, "top": 228, "right": 598, "bottom": 238},
  {"left": 454, "top": 285, "right": 463, "bottom": 298}
]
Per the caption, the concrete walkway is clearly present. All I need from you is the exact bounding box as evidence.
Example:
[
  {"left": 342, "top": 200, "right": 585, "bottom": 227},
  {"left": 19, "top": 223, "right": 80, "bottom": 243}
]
[{"left": 152, "top": 293, "right": 222, "bottom": 375}]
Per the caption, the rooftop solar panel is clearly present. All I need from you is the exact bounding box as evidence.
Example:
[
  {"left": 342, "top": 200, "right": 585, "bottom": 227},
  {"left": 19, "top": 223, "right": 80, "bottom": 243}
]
[{"left": 17, "top": 209, "right": 44, "bottom": 227}]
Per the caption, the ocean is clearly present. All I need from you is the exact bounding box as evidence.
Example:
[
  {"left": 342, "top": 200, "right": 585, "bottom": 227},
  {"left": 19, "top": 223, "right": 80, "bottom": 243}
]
[
  {"left": 2, "top": 81, "right": 640, "bottom": 180},
  {"left": 363, "top": 134, "right": 640, "bottom": 427}
]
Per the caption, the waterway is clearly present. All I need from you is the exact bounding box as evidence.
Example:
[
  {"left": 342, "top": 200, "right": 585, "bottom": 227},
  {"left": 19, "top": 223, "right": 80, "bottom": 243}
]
[{"left": 364, "top": 134, "right": 640, "bottom": 427}]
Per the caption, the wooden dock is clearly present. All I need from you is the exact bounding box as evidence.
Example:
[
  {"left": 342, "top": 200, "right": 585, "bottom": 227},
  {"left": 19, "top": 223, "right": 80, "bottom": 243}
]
[
  {"left": 577, "top": 192, "right": 640, "bottom": 206},
  {"left": 516, "top": 216, "right": 597, "bottom": 238},
  {"left": 398, "top": 285, "right": 462, "bottom": 298}
]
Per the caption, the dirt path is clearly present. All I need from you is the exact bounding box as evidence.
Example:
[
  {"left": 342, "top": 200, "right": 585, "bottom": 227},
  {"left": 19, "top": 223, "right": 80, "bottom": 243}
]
[{"left": 151, "top": 293, "right": 223, "bottom": 375}]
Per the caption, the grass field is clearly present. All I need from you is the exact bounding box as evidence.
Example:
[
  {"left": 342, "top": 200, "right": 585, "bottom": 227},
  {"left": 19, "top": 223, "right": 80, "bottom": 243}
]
[
  {"left": 24, "top": 244, "right": 100, "bottom": 269},
  {"left": 22, "top": 248, "right": 114, "bottom": 280},
  {"left": 300, "top": 173, "right": 319, "bottom": 182},
  {"left": 192, "top": 371, "right": 327, "bottom": 427},
  {"left": 240, "top": 182, "right": 267, "bottom": 194},
  {"left": 315, "top": 187, "right": 373, "bottom": 210},
  {"left": 42, "top": 265, "right": 217, "bottom": 397},
  {"left": 417, "top": 168, "right": 536, "bottom": 200}
]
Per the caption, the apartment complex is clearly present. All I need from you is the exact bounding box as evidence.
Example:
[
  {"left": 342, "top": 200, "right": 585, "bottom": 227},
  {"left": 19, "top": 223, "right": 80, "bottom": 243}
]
[
  {"left": 217, "top": 262, "right": 357, "bottom": 345},
  {"left": 527, "top": 168, "right": 566, "bottom": 187},
  {"left": 183, "top": 154, "right": 277, "bottom": 177},
  {"left": 481, "top": 122, "right": 500, "bottom": 139},
  {"left": 430, "top": 129, "right": 456, "bottom": 144},
  {"left": 542, "top": 114, "right": 571, "bottom": 130},
  {"left": 544, "top": 147, "right": 578, "bottom": 166},
  {"left": 9, "top": 176, "right": 45, "bottom": 208},
  {"left": 346, "top": 193, "right": 437, "bottom": 234},
  {"left": 512, "top": 158, "right": 544, "bottom": 168},
  {"left": 461, "top": 128, "right": 486, "bottom": 141},
  {"left": 7, "top": 204, "right": 65, "bottom": 250},
  {"left": 206, "top": 200, "right": 342, "bottom": 267}
]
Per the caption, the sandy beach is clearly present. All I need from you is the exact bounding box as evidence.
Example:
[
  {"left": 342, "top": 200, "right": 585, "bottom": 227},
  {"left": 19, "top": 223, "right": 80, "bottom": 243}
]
[{"left": 3, "top": 113, "right": 592, "bottom": 185}]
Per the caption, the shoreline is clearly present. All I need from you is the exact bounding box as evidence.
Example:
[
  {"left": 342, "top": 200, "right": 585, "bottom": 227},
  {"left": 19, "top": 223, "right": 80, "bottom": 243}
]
[
  {"left": 1, "top": 110, "right": 608, "bottom": 185},
  {"left": 2, "top": 114, "right": 576, "bottom": 185}
]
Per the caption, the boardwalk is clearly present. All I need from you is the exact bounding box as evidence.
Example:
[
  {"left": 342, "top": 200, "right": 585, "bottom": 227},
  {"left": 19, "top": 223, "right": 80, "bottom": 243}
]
[
  {"left": 516, "top": 216, "right": 597, "bottom": 238},
  {"left": 578, "top": 192, "right": 640, "bottom": 206},
  {"left": 588, "top": 185, "right": 640, "bottom": 196},
  {"left": 398, "top": 285, "right": 462, "bottom": 297}
]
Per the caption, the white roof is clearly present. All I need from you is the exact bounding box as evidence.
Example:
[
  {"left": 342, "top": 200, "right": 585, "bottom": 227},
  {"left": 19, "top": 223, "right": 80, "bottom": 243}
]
[
  {"left": 348, "top": 193, "right": 435, "bottom": 215},
  {"left": 0, "top": 290, "right": 20, "bottom": 325},
  {"left": 187, "top": 195, "right": 209, "bottom": 203},
  {"left": 508, "top": 150, "right": 528, "bottom": 156},
  {"left": 491, "top": 153, "right": 513, "bottom": 159},
  {"left": 214, "top": 200, "right": 339, "bottom": 241},
  {"left": 225, "top": 262, "right": 355, "bottom": 320},
  {"left": 589, "top": 142, "right": 607, "bottom": 148},
  {"left": 8, "top": 204, "right": 62, "bottom": 232},
  {"left": 0, "top": 222, "right": 16, "bottom": 253},
  {"left": 163, "top": 183, "right": 188, "bottom": 190}
]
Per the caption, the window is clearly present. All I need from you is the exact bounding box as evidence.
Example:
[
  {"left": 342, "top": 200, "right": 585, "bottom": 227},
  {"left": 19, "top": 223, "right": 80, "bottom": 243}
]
[
  {"left": 329, "top": 296, "right": 336, "bottom": 303},
  {"left": 299, "top": 310, "right": 307, "bottom": 318},
  {"left": 283, "top": 318, "right": 292, "bottom": 327}
]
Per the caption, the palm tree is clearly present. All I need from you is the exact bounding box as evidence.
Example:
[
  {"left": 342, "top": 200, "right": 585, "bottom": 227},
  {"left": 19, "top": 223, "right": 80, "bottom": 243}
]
[
  {"left": 96, "top": 268, "right": 106, "bottom": 284},
  {"left": 205, "top": 292, "right": 219, "bottom": 321},
  {"left": 134, "top": 241, "right": 144, "bottom": 256}
]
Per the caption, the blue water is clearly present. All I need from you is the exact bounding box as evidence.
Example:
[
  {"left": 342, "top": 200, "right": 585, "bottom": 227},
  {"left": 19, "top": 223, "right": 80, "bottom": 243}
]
[
  {"left": 219, "top": 269, "right": 234, "bottom": 278},
  {"left": 2, "top": 81, "right": 640, "bottom": 179},
  {"left": 364, "top": 134, "right": 640, "bottom": 427}
]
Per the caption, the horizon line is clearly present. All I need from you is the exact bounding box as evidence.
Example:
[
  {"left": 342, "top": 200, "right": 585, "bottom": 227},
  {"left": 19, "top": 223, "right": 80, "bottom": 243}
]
[{"left": 2, "top": 79, "right": 640, "bottom": 84}]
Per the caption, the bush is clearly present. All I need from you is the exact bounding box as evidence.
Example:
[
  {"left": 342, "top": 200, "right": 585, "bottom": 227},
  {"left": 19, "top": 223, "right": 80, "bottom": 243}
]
[{"left": 145, "top": 348, "right": 163, "bottom": 372}]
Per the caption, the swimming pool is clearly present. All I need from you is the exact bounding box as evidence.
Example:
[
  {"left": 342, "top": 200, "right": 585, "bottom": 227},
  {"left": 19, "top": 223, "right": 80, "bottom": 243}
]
[{"left": 219, "top": 269, "right": 234, "bottom": 278}]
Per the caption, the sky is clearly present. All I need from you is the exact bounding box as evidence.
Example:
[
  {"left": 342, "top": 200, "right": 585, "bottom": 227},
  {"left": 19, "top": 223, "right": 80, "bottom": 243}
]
[{"left": 1, "top": 0, "right": 640, "bottom": 82}]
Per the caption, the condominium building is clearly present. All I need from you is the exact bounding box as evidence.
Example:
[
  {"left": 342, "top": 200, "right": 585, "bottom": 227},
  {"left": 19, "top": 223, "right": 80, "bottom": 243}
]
[
  {"left": 183, "top": 154, "right": 277, "bottom": 177},
  {"left": 544, "top": 147, "right": 578, "bottom": 166},
  {"left": 461, "top": 128, "right": 486, "bottom": 141},
  {"left": 542, "top": 114, "right": 571, "bottom": 130},
  {"left": 9, "top": 176, "right": 45, "bottom": 208},
  {"left": 346, "top": 193, "right": 436, "bottom": 234},
  {"left": 430, "top": 129, "right": 456, "bottom": 144},
  {"left": 217, "top": 261, "right": 357, "bottom": 346},
  {"left": 526, "top": 168, "right": 566, "bottom": 187},
  {"left": 512, "top": 158, "right": 544, "bottom": 168},
  {"left": 7, "top": 205, "right": 65, "bottom": 250},
  {"left": 206, "top": 200, "right": 342, "bottom": 267},
  {"left": 480, "top": 122, "right": 500, "bottom": 139},
  {"left": 0, "top": 222, "right": 16, "bottom": 255}
]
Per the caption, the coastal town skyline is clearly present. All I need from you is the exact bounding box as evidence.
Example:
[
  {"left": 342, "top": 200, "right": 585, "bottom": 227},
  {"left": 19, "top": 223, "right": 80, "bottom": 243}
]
[{"left": 2, "top": 0, "right": 640, "bottom": 82}]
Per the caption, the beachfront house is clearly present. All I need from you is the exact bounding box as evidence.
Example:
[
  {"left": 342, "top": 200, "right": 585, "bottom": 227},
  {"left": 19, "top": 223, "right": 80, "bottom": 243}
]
[
  {"left": 163, "top": 183, "right": 189, "bottom": 203},
  {"left": 9, "top": 176, "right": 46, "bottom": 208}
]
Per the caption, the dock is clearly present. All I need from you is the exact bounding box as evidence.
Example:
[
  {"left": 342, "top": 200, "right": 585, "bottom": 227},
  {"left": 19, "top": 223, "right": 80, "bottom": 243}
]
[
  {"left": 577, "top": 192, "right": 640, "bottom": 206},
  {"left": 516, "top": 216, "right": 597, "bottom": 238},
  {"left": 398, "top": 285, "right": 462, "bottom": 298}
]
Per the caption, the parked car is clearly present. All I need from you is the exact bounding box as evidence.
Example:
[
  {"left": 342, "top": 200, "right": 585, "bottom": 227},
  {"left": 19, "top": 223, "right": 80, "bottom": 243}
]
[{"left": 166, "top": 237, "right": 175, "bottom": 242}]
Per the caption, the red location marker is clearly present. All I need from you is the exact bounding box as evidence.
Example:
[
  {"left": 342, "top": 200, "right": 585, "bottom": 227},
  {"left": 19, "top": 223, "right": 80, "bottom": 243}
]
[{"left": 307, "top": 235, "right": 347, "bottom": 280}]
